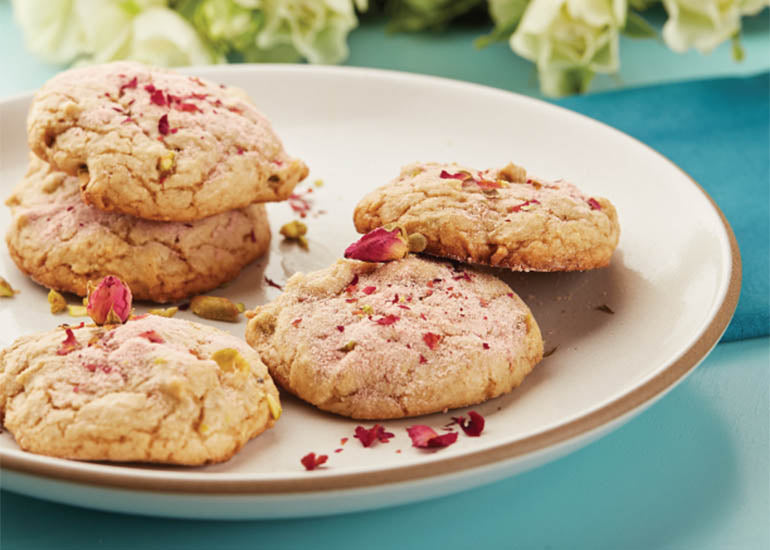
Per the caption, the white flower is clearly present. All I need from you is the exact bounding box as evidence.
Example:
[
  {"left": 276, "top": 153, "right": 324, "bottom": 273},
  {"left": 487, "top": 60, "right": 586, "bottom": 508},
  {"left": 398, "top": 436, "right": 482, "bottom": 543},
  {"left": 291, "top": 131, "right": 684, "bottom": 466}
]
[
  {"left": 114, "top": 7, "right": 224, "bottom": 66},
  {"left": 510, "top": 0, "right": 626, "bottom": 96},
  {"left": 12, "top": 0, "right": 220, "bottom": 66},
  {"left": 662, "top": 0, "right": 770, "bottom": 54},
  {"left": 254, "top": 0, "right": 363, "bottom": 64}
]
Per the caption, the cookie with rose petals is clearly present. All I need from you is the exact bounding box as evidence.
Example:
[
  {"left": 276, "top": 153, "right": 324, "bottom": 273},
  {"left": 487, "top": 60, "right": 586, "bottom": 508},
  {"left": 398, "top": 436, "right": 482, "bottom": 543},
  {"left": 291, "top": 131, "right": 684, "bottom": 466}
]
[
  {"left": 27, "top": 61, "right": 308, "bottom": 221},
  {"left": 0, "top": 316, "right": 281, "bottom": 465},
  {"left": 353, "top": 162, "right": 620, "bottom": 271},
  {"left": 245, "top": 255, "right": 543, "bottom": 419},
  {"left": 5, "top": 156, "right": 270, "bottom": 302}
]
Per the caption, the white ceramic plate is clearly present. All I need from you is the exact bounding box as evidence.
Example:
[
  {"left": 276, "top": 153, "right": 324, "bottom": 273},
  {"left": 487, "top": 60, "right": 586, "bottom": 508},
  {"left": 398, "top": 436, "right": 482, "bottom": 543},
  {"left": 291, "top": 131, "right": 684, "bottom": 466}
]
[{"left": 0, "top": 65, "right": 739, "bottom": 519}]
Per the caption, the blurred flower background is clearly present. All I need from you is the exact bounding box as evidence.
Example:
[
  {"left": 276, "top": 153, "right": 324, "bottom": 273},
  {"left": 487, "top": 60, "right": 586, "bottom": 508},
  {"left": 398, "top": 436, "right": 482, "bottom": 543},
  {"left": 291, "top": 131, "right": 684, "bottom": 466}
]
[{"left": 11, "top": 0, "right": 769, "bottom": 96}]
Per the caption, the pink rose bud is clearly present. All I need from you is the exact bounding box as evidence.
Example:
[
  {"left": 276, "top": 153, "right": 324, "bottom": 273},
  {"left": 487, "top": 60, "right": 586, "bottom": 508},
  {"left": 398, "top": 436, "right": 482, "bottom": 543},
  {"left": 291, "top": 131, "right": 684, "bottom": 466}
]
[
  {"left": 86, "top": 276, "right": 132, "bottom": 325},
  {"left": 344, "top": 227, "right": 409, "bottom": 262}
]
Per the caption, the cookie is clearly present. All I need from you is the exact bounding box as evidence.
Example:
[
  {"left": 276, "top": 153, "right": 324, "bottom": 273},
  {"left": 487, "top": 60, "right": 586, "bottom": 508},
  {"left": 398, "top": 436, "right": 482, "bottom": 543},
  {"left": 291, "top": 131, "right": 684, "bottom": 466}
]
[
  {"left": 245, "top": 255, "right": 543, "bottom": 419},
  {"left": 27, "top": 61, "right": 308, "bottom": 221},
  {"left": 6, "top": 156, "right": 271, "bottom": 303},
  {"left": 0, "top": 316, "right": 281, "bottom": 465},
  {"left": 353, "top": 162, "right": 620, "bottom": 271}
]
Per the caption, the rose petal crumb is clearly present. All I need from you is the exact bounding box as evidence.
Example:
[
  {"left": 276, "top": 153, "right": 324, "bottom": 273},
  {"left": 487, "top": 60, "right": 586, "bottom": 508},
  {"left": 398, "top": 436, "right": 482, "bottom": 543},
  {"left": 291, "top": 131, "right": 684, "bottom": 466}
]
[
  {"left": 451, "top": 411, "right": 485, "bottom": 437},
  {"left": 407, "top": 425, "right": 458, "bottom": 449},
  {"left": 354, "top": 424, "right": 395, "bottom": 447},
  {"left": 301, "top": 452, "right": 328, "bottom": 471}
]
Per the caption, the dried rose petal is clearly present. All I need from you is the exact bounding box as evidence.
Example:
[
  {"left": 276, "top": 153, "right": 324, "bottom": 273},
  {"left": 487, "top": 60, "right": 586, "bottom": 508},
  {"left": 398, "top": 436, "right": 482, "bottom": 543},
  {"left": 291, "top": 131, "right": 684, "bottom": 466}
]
[
  {"left": 176, "top": 102, "right": 199, "bottom": 112},
  {"left": 452, "top": 411, "right": 485, "bottom": 437},
  {"left": 264, "top": 277, "right": 283, "bottom": 290},
  {"left": 439, "top": 170, "right": 470, "bottom": 180},
  {"left": 119, "top": 77, "right": 137, "bottom": 94},
  {"left": 509, "top": 199, "right": 541, "bottom": 213},
  {"left": 422, "top": 332, "right": 441, "bottom": 350},
  {"left": 407, "top": 425, "right": 458, "bottom": 449},
  {"left": 362, "top": 286, "right": 377, "bottom": 295},
  {"left": 587, "top": 198, "right": 602, "bottom": 210},
  {"left": 149, "top": 89, "right": 166, "bottom": 106},
  {"left": 86, "top": 276, "right": 132, "bottom": 325},
  {"left": 354, "top": 424, "right": 394, "bottom": 447},
  {"left": 301, "top": 452, "right": 328, "bottom": 471},
  {"left": 139, "top": 330, "right": 164, "bottom": 344},
  {"left": 344, "top": 228, "right": 408, "bottom": 263},
  {"left": 376, "top": 315, "right": 400, "bottom": 326},
  {"left": 158, "top": 114, "right": 169, "bottom": 135},
  {"left": 56, "top": 328, "right": 80, "bottom": 356},
  {"left": 427, "top": 432, "right": 459, "bottom": 447}
]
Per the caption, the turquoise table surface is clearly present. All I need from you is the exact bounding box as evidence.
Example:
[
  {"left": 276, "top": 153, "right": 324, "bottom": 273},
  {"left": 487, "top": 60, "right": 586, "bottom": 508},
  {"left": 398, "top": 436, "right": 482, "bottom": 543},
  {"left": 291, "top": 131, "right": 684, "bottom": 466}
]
[{"left": 1, "top": 3, "right": 769, "bottom": 549}]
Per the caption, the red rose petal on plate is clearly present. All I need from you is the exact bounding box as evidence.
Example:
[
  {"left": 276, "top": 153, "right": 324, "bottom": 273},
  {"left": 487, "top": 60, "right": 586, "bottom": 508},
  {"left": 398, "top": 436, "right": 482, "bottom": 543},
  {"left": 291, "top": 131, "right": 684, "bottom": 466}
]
[
  {"left": 452, "top": 411, "right": 485, "bottom": 437},
  {"left": 301, "top": 452, "right": 328, "bottom": 471},
  {"left": 407, "top": 425, "right": 458, "bottom": 448},
  {"left": 427, "top": 432, "right": 458, "bottom": 447},
  {"left": 354, "top": 424, "right": 395, "bottom": 447},
  {"left": 407, "top": 425, "right": 437, "bottom": 447}
]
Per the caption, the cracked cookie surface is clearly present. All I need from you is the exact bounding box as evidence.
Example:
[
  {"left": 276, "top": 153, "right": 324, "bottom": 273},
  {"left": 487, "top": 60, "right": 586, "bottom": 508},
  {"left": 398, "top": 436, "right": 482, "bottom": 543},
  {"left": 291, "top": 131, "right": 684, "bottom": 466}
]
[
  {"left": 6, "top": 156, "right": 271, "bottom": 303},
  {"left": 245, "top": 256, "right": 543, "bottom": 419},
  {"left": 0, "top": 316, "right": 281, "bottom": 465},
  {"left": 353, "top": 162, "right": 620, "bottom": 271},
  {"left": 27, "top": 61, "right": 308, "bottom": 221}
]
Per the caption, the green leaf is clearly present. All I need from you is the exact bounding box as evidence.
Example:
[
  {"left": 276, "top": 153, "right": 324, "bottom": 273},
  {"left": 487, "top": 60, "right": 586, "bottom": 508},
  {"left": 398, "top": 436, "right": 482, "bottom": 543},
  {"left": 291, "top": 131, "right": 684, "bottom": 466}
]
[
  {"left": 385, "top": 0, "right": 483, "bottom": 32},
  {"left": 628, "top": 0, "right": 659, "bottom": 10},
  {"left": 622, "top": 11, "right": 657, "bottom": 39},
  {"left": 475, "top": 0, "right": 529, "bottom": 49}
]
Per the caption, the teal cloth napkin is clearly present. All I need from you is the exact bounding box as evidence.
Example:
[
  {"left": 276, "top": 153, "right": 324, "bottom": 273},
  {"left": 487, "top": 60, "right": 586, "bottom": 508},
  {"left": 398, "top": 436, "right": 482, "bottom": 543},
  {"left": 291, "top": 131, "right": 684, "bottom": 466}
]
[{"left": 558, "top": 73, "right": 770, "bottom": 342}]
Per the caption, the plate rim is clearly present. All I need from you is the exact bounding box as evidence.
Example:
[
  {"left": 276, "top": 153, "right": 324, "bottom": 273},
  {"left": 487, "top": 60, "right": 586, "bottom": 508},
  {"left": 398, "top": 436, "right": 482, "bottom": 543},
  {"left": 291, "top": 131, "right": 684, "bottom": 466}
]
[{"left": 0, "top": 64, "right": 742, "bottom": 496}]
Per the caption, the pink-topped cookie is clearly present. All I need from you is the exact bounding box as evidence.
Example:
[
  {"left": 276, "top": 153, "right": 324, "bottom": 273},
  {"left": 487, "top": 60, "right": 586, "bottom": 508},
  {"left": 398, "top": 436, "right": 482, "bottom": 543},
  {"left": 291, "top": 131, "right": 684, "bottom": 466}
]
[
  {"left": 353, "top": 162, "right": 620, "bottom": 271},
  {"left": 27, "top": 61, "right": 308, "bottom": 221},
  {"left": 0, "top": 316, "right": 281, "bottom": 465},
  {"left": 6, "top": 156, "right": 270, "bottom": 302},
  {"left": 245, "top": 256, "right": 543, "bottom": 419}
]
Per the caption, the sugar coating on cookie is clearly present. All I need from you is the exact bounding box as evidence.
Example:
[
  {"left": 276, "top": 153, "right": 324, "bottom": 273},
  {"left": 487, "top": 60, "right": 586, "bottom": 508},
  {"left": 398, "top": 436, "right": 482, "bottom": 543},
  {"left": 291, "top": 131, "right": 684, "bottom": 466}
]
[
  {"left": 353, "top": 162, "right": 620, "bottom": 271},
  {"left": 0, "top": 316, "right": 281, "bottom": 465},
  {"left": 6, "top": 156, "right": 271, "bottom": 303},
  {"left": 246, "top": 256, "right": 543, "bottom": 419},
  {"left": 27, "top": 61, "right": 308, "bottom": 221}
]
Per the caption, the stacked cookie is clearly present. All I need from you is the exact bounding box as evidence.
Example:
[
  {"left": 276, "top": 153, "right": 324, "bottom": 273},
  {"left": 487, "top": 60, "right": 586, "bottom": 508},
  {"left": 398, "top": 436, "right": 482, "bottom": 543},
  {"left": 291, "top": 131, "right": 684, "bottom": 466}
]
[
  {"left": 246, "top": 160, "right": 620, "bottom": 419},
  {"left": 6, "top": 62, "right": 308, "bottom": 302}
]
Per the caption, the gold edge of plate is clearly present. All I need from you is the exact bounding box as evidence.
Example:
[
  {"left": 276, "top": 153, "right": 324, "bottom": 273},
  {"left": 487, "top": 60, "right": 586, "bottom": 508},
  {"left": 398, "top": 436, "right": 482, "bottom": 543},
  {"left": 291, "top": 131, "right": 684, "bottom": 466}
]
[{"left": 0, "top": 76, "right": 743, "bottom": 498}]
